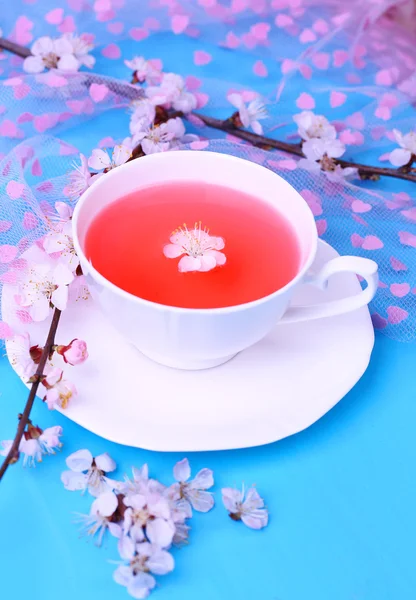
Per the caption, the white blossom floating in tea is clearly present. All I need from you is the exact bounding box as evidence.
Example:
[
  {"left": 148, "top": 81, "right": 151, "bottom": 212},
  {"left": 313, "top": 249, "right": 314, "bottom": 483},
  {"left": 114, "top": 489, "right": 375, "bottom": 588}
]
[{"left": 163, "top": 222, "right": 226, "bottom": 273}]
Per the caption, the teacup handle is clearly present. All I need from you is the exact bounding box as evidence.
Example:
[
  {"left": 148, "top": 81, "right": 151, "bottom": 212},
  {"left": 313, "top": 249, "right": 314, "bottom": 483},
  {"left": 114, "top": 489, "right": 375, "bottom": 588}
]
[{"left": 280, "top": 256, "right": 378, "bottom": 324}]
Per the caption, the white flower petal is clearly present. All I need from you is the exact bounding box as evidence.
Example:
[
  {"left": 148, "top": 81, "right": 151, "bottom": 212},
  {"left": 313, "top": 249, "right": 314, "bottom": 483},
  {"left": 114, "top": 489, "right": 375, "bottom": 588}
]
[
  {"left": 325, "top": 138, "right": 345, "bottom": 159},
  {"left": 112, "top": 144, "right": 132, "bottom": 167},
  {"left": 95, "top": 452, "right": 116, "bottom": 473},
  {"left": 221, "top": 487, "right": 242, "bottom": 512},
  {"left": 173, "top": 458, "right": 191, "bottom": 482},
  {"left": 178, "top": 255, "right": 201, "bottom": 273},
  {"left": 163, "top": 244, "right": 183, "bottom": 259},
  {"left": 243, "top": 487, "right": 264, "bottom": 511},
  {"left": 57, "top": 54, "right": 80, "bottom": 72},
  {"left": 298, "top": 158, "right": 322, "bottom": 173},
  {"left": 228, "top": 93, "right": 243, "bottom": 109},
  {"left": 146, "top": 549, "right": 175, "bottom": 575},
  {"left": 393, "top": 129, "right": 405, "bottom": 147},
  {"left": 51, "top": 284, "right": 69, "bottom": 311},
  {"left": 23, "top": 55, "right": 45, "bottom": 73},
  {"left": 91, "top": 491, "right": 118, "bottom": 517},
  {"left": 127, "top": 572, "right": 156, "bottom": 600},
  {"left": 65, "top": 448, "right": 93, "bottom": 472},
  {"left": 32, "top": 36, "right": 54, "bottom": 55},
  {"left": 302, "top": 138, "right": 325, "bottom": 161},
  {"left": 146, "top": 517, "right": 175, "bottom": 548},
  {"left": 30, "top": 295, "right": 51, "bottom": 322},
  {"left": 389, "top": 148, "right": 411, "bottom": 167},
  {"left": 199, "top": 254, "right": 217, "bottom": 272},
  {"left": 251, "top": 120, "right": 263, "bottom": 135},
  {"left": 124, "top": 493, "right": 147, "bottom": 510},
  {"left": 207, "top": 250, "right": 226, "bottom": 266},
  {"left": 186, "top": 489, "right": 214, "bottom": 513},
  {"left": 241, "top": 508, "right": 269, "bottom": 529},
  {"left": 88, "top": 149, "right": 111, "bottom": 170},
  {"left": 113, "top": 565, "right": 133, "bottom": 587},
  {"left": 61, "top": 470, "right": 87, "bottom": 491},
  {"left": 53, "top": 262, "right": 74, "bottom": 286},
  {"left": 191, "top": 468, "right": 214, "bottom": 490},
  {"left": 118, "top": 534, "right": 136, "bottom": 560}
]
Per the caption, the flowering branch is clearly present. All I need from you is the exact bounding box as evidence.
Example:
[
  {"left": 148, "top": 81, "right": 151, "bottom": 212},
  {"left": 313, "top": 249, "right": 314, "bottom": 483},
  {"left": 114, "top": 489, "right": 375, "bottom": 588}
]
[
  {"left": 192, "top": 113, "right": 416, "bottom": 183},
  {"left": 1, "top": 38, "right": 415, "bottom": 184},
  {"left": 0, "top": 308, "right": 61, "bottom": 482}
]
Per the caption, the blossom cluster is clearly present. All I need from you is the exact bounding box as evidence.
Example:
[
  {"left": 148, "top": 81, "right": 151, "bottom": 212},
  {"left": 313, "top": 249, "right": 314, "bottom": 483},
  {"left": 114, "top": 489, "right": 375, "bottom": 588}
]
[
  {"left": 23, "top": 33, "right": 95, "bottom": 74},
  {"left": 0, "top": 422, "right": 63, "bottom": 467},
  {"left": 62, "top": 452, "right": 268, "bottom": 598},
  {"left": 294, "top": 111, "right": 358, "bottom": 181}
]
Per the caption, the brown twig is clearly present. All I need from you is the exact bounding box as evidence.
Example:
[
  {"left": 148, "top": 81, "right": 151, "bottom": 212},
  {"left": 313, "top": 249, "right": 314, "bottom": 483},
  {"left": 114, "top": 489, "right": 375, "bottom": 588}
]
[
  {"left": 0, "top": 37, "right": 31, "bottom": 58},
  {"left": 1, "top": 37, "right": 415, "bottom": 184},
  {"left": 0, "top": 308, "right": 61, "bottom": 482},
  {"left": 192, "top": 113, "right": 416, "bottom": 184}
]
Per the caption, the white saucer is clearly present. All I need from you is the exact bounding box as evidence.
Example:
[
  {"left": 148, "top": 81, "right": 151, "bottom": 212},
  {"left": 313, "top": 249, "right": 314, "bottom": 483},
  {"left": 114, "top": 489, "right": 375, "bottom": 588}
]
[{"left": 2, "top": 240, "right": 374, "bottom": 452}]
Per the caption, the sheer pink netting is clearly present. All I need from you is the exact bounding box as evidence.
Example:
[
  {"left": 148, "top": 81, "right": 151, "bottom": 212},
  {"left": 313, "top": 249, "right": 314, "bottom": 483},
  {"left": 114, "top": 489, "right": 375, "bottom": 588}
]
[{"left": 0, "top": 0, "right": 415, "bottom": 341}]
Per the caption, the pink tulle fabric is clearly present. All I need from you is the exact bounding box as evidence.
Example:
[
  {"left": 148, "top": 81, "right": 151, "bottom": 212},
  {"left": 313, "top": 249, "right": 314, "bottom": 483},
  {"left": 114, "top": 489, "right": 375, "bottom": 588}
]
[{"left": 0, "top": 0, "right": 416, "bottom": 341}]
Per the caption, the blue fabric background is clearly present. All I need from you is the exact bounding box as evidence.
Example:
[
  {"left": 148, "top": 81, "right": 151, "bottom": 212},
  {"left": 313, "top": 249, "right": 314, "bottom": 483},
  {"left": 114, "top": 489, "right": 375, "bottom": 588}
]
[{"left": 1, "top": 8, "right": 416, "bottom": 600}]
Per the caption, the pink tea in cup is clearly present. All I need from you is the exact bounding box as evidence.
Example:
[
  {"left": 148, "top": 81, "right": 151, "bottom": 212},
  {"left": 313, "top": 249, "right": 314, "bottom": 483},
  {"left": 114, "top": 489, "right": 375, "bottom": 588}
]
[{"left": 85, "top": 181, "right": 300, "bottom": 309}]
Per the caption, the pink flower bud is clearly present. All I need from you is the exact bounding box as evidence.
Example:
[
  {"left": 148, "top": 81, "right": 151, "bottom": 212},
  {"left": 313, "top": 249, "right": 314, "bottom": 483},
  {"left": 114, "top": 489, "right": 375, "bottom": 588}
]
[{"left": 57, "top": 339, "right": 88, "bottom": 366}]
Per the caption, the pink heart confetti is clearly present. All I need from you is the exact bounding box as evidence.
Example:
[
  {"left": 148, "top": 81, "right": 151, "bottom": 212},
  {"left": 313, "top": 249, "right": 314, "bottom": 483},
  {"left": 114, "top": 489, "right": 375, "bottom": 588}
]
[
  {"left": 6, "top": 180, "right": 24, "bottom": 200},
  {"left": 299, "top": 28, "right": 316, "bottom": 44},
  {"left": 375, "top": 69, "right": 393, "bottom": 86},
  {"left": 107, "top": 21, "right": 124, "bottom": 34},
  {"left": 351, "top": 233, "right": 363, "bottom": 248},
  {"left": 387, "top": 306, "right": 408, "bottom": 325},
  {"left": 312, "top": 52, "right": 330, "bottom": 70},
  {"left": 171, "top": 14, "right": 190, "bottom": 34},
  {"left": 144, "top": 17, "right": 161, "bottom": 30},
  {"left": 0, "top": 321, "right": 13, "bottom": 340},
  {"left": 296, "top": 92, "right": 315, "bottom": 109},
  {"left": 299, "top": 64, "right": 312, "bottom": 79},
  {"left": 253, "top": 60, "right": 268, "bottom": 77},
  {"left": 275, "top": 14, "right": 293, "bottom": 27},
  {"left": 390, "top": 257, "right": 407, "bottom": 271},
  {"left": 330, "top": 91, "right": 347, "bottom": 108},
  {"left": 316, "top": 219, "right": 327, "bottom": 236},
  {"left": 374, "top": 106, "right": 391, "bottom": 121},
  {"left": 43, "top": 73, "right": 68, "bottom": 88},
  {"left": 190, "top": 140, "right": 209, "bottom": 150},
  {"left": 224, "top": 32, "right": 240, "bottom": 49},
  {"left": 281, "top": 58, "right": 297, "bottom": 74},
  {"left": 312, "top": 18, "right": 329, "bottom": 34},
  {"left": 195, "top": 92, "right": 209, "bottom": 109},
  {"left": 346, "top": 112, "right": 365, "bottom": 130},
  {"left": 14, "top": 15, "right": 34, "bottom": 45},
  {"left": 102, "top": 43, "right": 121, "bottom": 59},
  {"left": 351, "top": 200, "right": 372, "bottom": 213},
  {"left": 13, "top": 83, "right": 31, "bottom": 100},
  {"left": 251, "top": 22, "right": 270, "bottom": 41},
  {"left": 45, "top": 8, "right": 64, "bottom": 24},
  {"left": 31, "top": 159, "right": 42, "bottom": 176},
  {"left": 333, "top": 49, "right": 349, "bottom": 68},
  {"left": 390, "top": 283, "right": 410, "bottom": 298},
  {"left": 194, "top": 50, "right": 212, "bottom": 66},
  {"left": 361, "top": 235, "right": 383, "bottom": 250},
  {"left": 89, "top": 83, "right": 109, "bottom": 102},
  {"left": 399, "top": 231, "right": 416, "bottom": 247},
  {"left": 34, "top": 113, "right": 59, "bottom": 133},
  {"left": 371, "top": 313, "right": 387, "bottom": 330},
  {"left": 0, "top": 119, "right": 22, "bottom": 138},
  {"left": 22, "top": 212, "right": 38, "bottom": 230},
  {"left": 0, "top": 220, "right": 12, "bottom": 233},
  {"left": 129, "top": 28, "right": 148, "bottom": 41},
  {"left": 0, "top": 245, "right": 18, "bottom": 263},
  {"left": 58, "top": 16, "right": 76, "bottom": 34}
]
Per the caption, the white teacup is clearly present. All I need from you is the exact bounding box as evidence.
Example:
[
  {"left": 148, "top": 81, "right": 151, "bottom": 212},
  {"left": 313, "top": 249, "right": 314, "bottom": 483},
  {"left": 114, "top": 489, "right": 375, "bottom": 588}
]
[{"left": 72, "top": 151, "right": 378, "bottom": 370}]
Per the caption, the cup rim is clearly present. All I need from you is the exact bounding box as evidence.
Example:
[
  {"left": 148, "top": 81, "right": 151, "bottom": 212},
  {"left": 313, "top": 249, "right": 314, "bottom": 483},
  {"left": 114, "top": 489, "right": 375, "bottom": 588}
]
[{"left": 72, "top": 150, "right": 318, "bottom": 314}]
